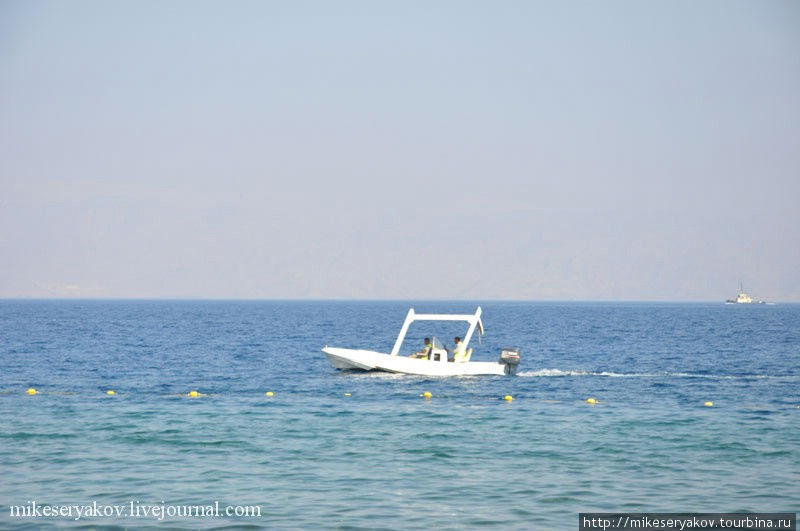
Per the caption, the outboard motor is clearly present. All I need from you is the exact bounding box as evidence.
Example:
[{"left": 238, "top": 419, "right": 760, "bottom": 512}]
[{"left": 500, "top": 347, "right": 521, "bottom": 375}]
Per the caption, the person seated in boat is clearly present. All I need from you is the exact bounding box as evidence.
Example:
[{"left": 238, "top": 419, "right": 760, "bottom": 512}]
[
  {"left": 410, "top": 338, "right": 432, "bottom": 359},
  {"left": 449, "top": 337, "right": 473, "bottom": 362},
  {"left": 449, "top": 337, "right": 464, "bottom": 362}
]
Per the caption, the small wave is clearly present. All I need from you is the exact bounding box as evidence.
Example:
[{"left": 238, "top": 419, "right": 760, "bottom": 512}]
[
  {"left": 518, "top": 369, "right": 591, "bottom": 377},
  {"left": 337, "top": 371, "right": 434, "bottom": 381},
  {"left": 518, "top": 368, "right": 648, "bottom": 377},
  {"left": 518, "top": 369, "right": 799, "bottom": 380},
  {"left": 667, "top": 373, "right": 799, "bottom": 381}
]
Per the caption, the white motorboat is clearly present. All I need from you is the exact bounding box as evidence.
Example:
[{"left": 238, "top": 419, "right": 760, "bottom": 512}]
[{"left": 322, "top": 307, "right": 521, "bottom": 376}]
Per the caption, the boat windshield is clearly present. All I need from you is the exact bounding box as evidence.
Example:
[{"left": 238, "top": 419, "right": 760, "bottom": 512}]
[{"left": 431, "top": 337, "right": 445, "bottom": 350}]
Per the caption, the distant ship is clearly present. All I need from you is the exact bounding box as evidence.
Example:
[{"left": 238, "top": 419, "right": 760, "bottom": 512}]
[
  {"left": 725, "top": 284, "right": 772, "bottom": 304},
  {"left": 725, "top": 283, "right": 753, "bottom": 304}
]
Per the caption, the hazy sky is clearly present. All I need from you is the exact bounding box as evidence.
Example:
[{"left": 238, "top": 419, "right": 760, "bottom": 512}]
[{"left": 1, "top": 0, "right": 798, "bottom": 300}]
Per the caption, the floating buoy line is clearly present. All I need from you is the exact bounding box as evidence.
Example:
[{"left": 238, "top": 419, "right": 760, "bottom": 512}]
[{"left": 1, "top": 388, "right": 766, "bottom": 409}]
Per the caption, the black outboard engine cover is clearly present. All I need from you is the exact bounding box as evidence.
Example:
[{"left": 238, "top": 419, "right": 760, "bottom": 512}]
[{"left": 500, "top": 347, "right": 521, "bottom": 375}]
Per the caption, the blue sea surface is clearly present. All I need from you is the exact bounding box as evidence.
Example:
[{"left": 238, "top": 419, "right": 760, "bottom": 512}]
[{"left": 0, "top": 301, "right": 798, "bottom": 529}]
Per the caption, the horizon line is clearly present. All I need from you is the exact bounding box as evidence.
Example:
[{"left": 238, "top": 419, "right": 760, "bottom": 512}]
[{"left": 0, "top": 297, "right": 793, "bottom": 304}]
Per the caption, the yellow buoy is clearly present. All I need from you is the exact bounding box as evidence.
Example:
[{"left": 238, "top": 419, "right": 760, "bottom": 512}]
[
  {"left": 704, "top": 401, "right": 713, "bottom": 407},
  {"left": 586, "top": 398, "right": 597, "bottom": 405},
  {"left": 26, "top": 388, "right": 38, "bottom": 395},
  {"left": 188, "top": 390, "right": 199, "bottom": 398},
  {"left": 504, "top": 395, "right": 513, "bottom": 402},
  {"left": 344, "top": 393, "right": 351, "bottom": 397},
  {"left": 106, "top": 390, "right": 116, "bottom": 395},
  {"left": 265, "top": 391, "right": 274, "bottom": 397},
  {"left": 422, "top": 391, "right": 433, "bottom": 399}
]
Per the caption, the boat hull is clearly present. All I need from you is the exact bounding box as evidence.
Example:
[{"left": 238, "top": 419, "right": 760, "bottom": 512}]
[{"left": 322, "top": 347, "right": 508, "bottom": 376}]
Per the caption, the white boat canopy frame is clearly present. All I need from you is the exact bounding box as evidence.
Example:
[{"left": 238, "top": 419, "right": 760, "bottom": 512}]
[{"left": 389, "top": 307, "right": 484, "bottom": 356}]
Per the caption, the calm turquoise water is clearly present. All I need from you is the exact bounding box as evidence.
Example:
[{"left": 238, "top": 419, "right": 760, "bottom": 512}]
[{"left": 1, "top": 301, "right": 798, "bottom": 529}]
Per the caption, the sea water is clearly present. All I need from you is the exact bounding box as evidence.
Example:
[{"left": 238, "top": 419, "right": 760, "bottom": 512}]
[{"left": 0, "top": 300, "right": 798, "bottom": 529}]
